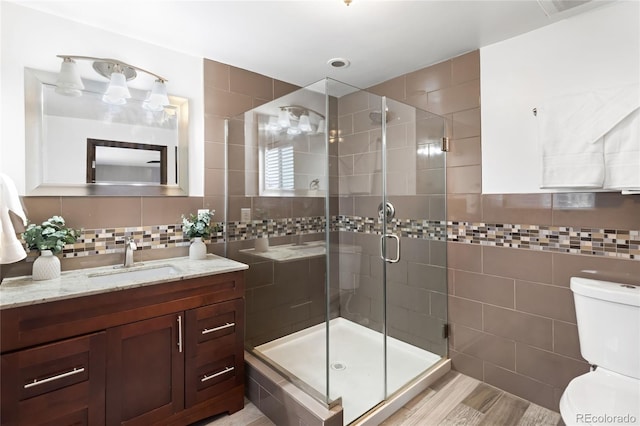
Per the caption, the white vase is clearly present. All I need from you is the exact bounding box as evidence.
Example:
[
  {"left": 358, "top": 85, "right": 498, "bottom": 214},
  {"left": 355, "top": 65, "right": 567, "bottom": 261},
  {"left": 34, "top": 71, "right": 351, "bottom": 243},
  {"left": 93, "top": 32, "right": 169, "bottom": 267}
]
[
  {"left": 189, "top": 237, "right": 207, "bottom": 260},
  {"left": 32, "top": 250, "right": 61, "bottom": 280}
]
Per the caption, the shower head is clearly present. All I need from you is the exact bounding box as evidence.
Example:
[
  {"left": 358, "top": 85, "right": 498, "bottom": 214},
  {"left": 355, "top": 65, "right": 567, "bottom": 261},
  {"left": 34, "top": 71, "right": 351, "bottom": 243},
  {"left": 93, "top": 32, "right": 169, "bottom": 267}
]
[{"left": 369, "top": 110, "right": 392, "bottom": 124}]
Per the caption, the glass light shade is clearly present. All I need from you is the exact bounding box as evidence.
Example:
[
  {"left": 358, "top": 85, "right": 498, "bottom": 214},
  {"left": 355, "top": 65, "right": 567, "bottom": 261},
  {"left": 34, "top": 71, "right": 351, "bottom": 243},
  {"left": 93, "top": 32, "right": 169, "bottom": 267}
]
[
  {"left": 103, "top": 72, "right": 131, "bottom": 105},
  {"left": 278, "top": 109, "right": 291, "bottom": 128},
  {"left": 287, "top": 126, "right": 302, "bottom": 135},
  {"left": 316, "top": 119, "right": 326, "bottom": 134},
  {"left": 143, "top": 80, "right": 170, "bottom": 112},
  {"left": 298, "top": 114, "right": 312, "bottom": 133},
  {"left": 55, "top": 59, "right": 84, "bottom": 97},
  {"left": 102, "top": 94, "right": 127, "bottom": 105},
  {"left": 265, "top": 116, "right": 282, "bottom": 132}
]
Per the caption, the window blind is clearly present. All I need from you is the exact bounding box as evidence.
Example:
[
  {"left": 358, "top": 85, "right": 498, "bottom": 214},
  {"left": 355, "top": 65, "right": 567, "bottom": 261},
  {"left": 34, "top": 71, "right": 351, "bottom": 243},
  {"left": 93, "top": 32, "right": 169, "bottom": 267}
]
[{"left": 265, "top": 145, "right": 294, "bottom": 190}]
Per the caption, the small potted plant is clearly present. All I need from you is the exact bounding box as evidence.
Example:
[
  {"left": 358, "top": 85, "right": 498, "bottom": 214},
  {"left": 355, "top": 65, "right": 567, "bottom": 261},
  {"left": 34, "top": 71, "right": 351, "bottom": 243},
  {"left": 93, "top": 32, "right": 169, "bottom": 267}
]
[
  {"left": 22, "top": 215, "right": 79, "bottom": 280},
  {"left": 181, "top": 210, "right": 215, "bottom": 260}
]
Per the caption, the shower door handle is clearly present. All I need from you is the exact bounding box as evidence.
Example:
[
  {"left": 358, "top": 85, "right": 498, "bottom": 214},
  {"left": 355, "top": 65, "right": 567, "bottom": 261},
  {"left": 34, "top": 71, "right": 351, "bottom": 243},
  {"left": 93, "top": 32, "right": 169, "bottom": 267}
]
[{"left": 380, "top": 234, "right": 400, "bottom": 263}]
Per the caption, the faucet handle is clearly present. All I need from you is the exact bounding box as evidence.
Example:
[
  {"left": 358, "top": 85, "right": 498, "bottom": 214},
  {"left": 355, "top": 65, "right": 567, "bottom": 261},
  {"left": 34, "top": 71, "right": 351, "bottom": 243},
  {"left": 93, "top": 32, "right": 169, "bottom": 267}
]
[{"left": 127, "top": 237, "right": 137, "bottom": 250}]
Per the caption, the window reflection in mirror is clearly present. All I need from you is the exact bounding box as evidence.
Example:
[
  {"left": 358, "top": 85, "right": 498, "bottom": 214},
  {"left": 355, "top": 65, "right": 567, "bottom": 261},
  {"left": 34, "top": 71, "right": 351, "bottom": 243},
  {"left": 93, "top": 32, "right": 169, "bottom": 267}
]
[
  {"left": 230, "top": 83, "right": 329, "bottom": 198},
  {"left": 257, "top": 111, "right": 327, "bottom": 197}
]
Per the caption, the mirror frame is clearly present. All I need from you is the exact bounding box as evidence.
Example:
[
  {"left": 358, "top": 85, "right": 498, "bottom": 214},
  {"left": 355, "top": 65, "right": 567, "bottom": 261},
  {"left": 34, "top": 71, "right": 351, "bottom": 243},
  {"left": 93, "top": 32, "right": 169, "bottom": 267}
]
[{"left": 24, "top": 67, "right": 189, "bottom": 196}]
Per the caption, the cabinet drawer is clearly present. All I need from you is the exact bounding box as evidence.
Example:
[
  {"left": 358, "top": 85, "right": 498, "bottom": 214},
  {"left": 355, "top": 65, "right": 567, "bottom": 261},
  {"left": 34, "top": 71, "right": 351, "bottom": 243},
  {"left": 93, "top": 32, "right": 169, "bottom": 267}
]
[
  {"left": 186, "top": 299, "right": 244, "bottom": 361},
  {"left": 191, "top": 299, "right": 242, "bottom": 344},
  {"left": 185, "top": 298, "right": 244, "bottom": 408},
  {"left": 1, "top": 332, "right": 106, "bottom": 426}
]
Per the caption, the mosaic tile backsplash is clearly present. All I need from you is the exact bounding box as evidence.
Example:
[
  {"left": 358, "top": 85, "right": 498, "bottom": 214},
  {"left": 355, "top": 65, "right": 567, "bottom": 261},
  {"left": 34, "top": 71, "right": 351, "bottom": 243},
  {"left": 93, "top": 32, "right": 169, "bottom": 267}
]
[{"left": 49, "top": 216, "right": 638, "bottom": 261}]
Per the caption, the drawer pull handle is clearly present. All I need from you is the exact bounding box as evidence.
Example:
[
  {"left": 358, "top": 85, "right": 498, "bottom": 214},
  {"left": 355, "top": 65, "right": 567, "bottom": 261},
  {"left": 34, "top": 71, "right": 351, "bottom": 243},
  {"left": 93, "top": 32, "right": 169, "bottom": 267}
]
[
  {"left": 201, "top": 366, "right": 234, "bottom": 382},
  {"left": 177, "top": 315, "right": 183, "bottom": 353},
  {"left": 24, "top": 367, "right": 85, "bottom": 389},
  {"left": 202, "top": 322, "right": 235, "bottom": 335}
]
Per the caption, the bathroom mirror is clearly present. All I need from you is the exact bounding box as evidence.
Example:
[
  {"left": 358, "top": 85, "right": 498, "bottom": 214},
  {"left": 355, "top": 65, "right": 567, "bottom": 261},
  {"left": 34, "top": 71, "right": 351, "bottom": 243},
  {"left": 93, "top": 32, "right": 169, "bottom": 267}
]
[{"left": 24, "top": 68, "right": 189, "bottom": 196}]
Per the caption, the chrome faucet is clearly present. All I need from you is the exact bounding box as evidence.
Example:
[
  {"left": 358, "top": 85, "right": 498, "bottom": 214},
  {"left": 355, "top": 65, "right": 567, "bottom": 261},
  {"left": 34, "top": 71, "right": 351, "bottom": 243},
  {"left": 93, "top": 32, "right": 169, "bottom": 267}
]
[{"left": 123, "top": 237, "right": 137, "bottom": 267}]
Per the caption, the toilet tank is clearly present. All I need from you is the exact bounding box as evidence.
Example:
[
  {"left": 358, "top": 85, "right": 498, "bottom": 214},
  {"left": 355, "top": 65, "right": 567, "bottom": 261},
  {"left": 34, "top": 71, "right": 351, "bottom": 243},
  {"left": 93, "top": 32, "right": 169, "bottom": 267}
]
[{"left": 570, "top": 277, "right": 640, "bottom": 379}]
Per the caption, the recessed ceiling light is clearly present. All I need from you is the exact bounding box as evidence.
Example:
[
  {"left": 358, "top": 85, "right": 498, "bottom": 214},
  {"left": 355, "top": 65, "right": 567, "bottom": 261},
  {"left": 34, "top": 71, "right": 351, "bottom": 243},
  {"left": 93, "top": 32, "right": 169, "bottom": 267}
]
[{"left": 327, "top": 58, "right": 350, "bottom": 69}]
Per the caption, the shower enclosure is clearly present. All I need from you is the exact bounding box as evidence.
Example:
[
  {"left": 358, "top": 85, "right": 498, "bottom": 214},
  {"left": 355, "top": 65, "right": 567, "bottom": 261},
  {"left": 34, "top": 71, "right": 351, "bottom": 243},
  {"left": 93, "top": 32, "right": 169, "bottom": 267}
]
[{"left": 225, "top": 78, "right": 448, "bottom": 424}]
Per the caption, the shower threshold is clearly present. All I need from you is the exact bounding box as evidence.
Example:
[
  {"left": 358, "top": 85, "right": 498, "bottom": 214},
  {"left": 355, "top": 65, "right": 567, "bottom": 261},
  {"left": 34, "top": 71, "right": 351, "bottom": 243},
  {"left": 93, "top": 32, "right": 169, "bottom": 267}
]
[{"left": 255, "top": 317, "right": 442, "bottom": 425}]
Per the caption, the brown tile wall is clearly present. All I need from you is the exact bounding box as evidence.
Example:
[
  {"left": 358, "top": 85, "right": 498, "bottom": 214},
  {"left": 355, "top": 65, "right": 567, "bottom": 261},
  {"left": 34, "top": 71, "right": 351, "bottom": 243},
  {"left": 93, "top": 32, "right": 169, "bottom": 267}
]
[
  {"left": 2, "top": 196, "right": 211, "bottom": 278},
  {"left": 229, "top": 234, "right": 330, "bottom": 348},
  {"left": 448, "top": 195, "right": 640, "bottom": 411},
  {"left": 369, "top": 50, "right": 640, "bottom": 412}
]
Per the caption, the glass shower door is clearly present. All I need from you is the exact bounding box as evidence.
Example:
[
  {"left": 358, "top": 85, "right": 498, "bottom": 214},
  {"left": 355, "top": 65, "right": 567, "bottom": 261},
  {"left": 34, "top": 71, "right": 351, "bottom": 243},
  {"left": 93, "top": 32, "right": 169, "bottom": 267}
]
[
  {"left": 329, "top": 83, "right": 388, "bottom": 423},
  {"left": 381, "top": 97, "right": 448, "bottom": 401},
  {"left": 330, "top": 84, "right": 448, "bottom": 423}
]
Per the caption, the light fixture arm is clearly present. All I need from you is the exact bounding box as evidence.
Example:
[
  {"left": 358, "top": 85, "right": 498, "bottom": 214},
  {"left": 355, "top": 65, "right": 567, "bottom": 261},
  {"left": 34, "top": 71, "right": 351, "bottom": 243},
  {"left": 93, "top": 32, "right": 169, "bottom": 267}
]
[
  {"left": 280, "top": 105, "right": 325, "bottom": 120},
  {"left": 56, "top": 55, "right": 168, "bottom": 82}
]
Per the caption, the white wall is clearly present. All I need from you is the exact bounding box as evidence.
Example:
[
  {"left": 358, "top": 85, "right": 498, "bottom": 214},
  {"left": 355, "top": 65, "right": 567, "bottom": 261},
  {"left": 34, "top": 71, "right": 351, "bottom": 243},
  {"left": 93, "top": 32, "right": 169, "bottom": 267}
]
[
  {"left": 481, "top": 1, "right": 639, "bottom": 194},
  {"left": 0, "top": 2, "right": 204, "bottom": 195}
]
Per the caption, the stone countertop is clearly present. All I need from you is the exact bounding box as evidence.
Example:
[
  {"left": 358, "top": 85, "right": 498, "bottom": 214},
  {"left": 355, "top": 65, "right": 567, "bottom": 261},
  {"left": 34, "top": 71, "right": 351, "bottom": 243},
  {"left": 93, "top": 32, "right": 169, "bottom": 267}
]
[
  {"left": 0, "top": 254, "right": 248, "bottom": 310},
  {"left": 239, "top": 240, "right": 326, "bottom": 263},
  {"left": 239, "top": 240, "right": 362, "bottom": 263}
]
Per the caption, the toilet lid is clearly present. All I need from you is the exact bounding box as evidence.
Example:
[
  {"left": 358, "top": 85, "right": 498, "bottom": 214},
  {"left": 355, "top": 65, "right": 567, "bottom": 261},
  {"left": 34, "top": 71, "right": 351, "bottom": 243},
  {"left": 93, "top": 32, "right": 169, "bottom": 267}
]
[{"left": 562, "top": 369, "right": 640, "bottom": 425}]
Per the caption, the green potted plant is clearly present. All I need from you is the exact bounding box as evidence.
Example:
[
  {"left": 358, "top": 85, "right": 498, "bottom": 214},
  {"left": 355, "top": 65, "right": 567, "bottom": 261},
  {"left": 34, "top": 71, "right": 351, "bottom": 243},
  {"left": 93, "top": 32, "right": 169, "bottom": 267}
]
[
  {"left": 22, "top": 215, "right": 79, "bottom": 280},
  {"left": 181, "top": 210, "right": 216, "bottom": 260}
]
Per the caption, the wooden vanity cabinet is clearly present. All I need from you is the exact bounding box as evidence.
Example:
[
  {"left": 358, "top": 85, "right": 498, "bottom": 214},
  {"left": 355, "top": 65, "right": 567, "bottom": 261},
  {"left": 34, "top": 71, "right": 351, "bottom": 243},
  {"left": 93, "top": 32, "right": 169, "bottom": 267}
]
[{"left": 0, "top": 270, "right": 245, "bottom": 426}]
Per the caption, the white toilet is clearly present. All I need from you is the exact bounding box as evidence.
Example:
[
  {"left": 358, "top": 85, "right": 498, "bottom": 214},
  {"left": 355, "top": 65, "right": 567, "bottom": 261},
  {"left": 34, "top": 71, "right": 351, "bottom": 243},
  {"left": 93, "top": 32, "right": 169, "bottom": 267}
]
[{"left": 559, "top": 277, "right": 640, "bottom": 426}]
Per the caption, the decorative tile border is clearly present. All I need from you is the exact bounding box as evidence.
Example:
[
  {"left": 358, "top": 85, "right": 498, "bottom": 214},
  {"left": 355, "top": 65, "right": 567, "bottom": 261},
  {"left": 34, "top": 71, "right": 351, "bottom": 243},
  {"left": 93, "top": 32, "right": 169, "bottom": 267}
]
[
  {"left": 449, "top": 222, "right": 639, "bottom": 260},
  {"left": 336, "top": 216, "right": 638, "bottom": 260},
  {"left": 59, "top": 224, "right": 224, "bottom": 258},
  {"left": 335, "top": 215, "right": 449, "bottom": 241},
  {"left": 226, "top": 217, "right": 326, "bottom": 241},
  {"left": 49, "top": 216, "right": 638, "bottom": 261}
]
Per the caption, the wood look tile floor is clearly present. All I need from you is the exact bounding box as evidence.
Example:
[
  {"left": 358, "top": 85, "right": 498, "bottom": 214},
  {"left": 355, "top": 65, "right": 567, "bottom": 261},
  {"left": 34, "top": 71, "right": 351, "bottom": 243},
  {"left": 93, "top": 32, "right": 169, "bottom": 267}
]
[{"left": 201, "top": 371, "right": 561, "bottom": 426}]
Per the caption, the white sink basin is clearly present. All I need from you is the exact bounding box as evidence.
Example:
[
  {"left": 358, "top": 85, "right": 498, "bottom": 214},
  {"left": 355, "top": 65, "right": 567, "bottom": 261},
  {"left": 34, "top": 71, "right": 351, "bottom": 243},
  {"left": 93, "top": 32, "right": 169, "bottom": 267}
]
[{"left": 88, "top": 264, "right": 180, "bottom": 285}]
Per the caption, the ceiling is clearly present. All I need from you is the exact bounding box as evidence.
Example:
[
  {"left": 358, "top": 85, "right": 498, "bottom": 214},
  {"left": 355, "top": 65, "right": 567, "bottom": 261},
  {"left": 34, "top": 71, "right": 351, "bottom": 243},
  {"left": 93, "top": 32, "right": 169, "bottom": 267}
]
[{"left": 14, "top": 0, "right": 609, "bottom": 89}]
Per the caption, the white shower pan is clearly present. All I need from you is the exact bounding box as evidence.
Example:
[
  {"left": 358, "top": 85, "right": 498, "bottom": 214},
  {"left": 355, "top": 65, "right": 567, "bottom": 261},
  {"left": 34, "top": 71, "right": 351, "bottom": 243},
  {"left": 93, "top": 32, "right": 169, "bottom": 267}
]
[{"left": 256, "top": 317, "right": 442, "bottom": 424}]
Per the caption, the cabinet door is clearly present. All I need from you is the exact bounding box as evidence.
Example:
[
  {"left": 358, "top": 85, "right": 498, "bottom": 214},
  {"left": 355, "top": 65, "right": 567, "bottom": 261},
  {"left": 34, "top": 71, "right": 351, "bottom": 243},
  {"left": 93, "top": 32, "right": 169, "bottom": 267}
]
[
  {"left": 106, "top": 313, "right": 184, "bottom": 426},
  {"left": 185, "top": 299, "right": 244, "bottom": 408},
  {"left": 0, "top": 332, "right": 106, "bottom": 426}
]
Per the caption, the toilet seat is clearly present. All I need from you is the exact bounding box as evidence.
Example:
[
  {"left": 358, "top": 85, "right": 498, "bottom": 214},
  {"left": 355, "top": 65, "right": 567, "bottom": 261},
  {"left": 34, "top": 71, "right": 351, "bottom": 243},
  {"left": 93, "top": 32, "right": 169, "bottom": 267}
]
[{"left": 560, "top": 368, "right": 640, "bottom": 425}]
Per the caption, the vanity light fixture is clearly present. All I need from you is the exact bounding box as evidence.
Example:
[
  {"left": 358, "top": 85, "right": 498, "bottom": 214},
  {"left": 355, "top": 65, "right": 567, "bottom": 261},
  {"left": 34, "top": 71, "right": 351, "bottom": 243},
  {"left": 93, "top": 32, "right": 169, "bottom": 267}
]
[
  {"left": 102, "top": 66, "right": 131, "bottom": 105},
  {"left": 268, "top": 105, "right": 325, "bottom": 136},
  {"left": 298, "top": 114, "right": 313, "bottom": 133},
  {"left": 316, "top": 119, "right": 326, "bottom": 134},
  {"left": 277, "top": 108, "right": 291, "bottom": 128},
  {"left": 55, "top": 55, "right": 169, "bottom": 109},
  {"left": 144, "top": 79, "right": 170, "bottom": 112},
  {"left": 55, "top": 57, "right": 84, "bottom": 97}
]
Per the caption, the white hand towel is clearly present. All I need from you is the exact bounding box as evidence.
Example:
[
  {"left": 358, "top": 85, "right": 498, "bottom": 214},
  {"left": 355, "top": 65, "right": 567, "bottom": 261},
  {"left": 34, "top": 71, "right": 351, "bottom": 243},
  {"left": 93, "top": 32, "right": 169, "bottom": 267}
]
[
  {"left": 540, "top": 84, "right": 640, "bottom": 188},
  {"left": 0, "top": 173, "right": 28, "bottom": 264},
  {"left": 603, "top": 108, "right": 640, "bottom": 190}
]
